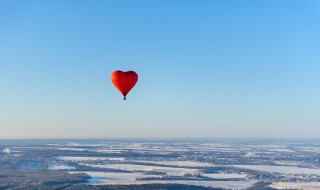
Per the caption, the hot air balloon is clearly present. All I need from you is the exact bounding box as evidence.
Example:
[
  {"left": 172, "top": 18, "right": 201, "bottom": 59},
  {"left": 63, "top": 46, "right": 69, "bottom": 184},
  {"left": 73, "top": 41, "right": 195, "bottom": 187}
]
[{"left": 111, "top": 70, "right": 138, "bottom": 100}]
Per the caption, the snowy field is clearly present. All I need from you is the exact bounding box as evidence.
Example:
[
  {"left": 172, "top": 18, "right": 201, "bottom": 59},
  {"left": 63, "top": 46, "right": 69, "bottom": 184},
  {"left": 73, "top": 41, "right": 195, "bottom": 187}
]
[
  {"left": 70, "top": 171, "right": 255, "bottom": 189},
  {"left": 232, "top": 165, "right": 320, "bottom": 175},
  {"left": 96, "top": 149, "right": 124, "bottom": 153},
  {"left": 133, "top": 160, "right": 215, "bottom": 167},
  {"left": 48, "top": 164, "right": 75, "bottom": 170},
  {"left": 54, "top": 148, "right": 86, "bottom": 151},
  {"left": 83, "top": 163, "right": 200, "bottom": 176},
  {"left": 270, "top": 182, "right": 320, "bottom": 190},
  {"left": 202, "top": 173, "right": 247, "bottom": 179},
  {"left": 57, "top": 156, "right": 125, "bottom": 161},
  {"left": 3, "top": 139, "right": 320, "bottom": 190},
  {"left": 297, "top": 147, "right": 320, "bottom": 153}
]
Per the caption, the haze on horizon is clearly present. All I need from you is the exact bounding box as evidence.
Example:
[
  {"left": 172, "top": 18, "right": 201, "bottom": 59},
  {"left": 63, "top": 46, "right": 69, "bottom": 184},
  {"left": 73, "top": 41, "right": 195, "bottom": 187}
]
[{"left": 1, "top": 0, "right": 319, "bottom": 138}]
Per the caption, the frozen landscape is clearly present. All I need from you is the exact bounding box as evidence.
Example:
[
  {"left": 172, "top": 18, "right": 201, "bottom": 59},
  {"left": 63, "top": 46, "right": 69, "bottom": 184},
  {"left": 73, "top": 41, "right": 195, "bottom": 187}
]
[{"left": 1, "top": 139, "right": 320, "bottom": 189}]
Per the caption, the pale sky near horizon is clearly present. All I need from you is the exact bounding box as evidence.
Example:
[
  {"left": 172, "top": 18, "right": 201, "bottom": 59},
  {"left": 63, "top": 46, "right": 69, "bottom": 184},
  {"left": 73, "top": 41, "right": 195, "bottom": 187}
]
[{"left": 1, "top": 0, "right": 319, "bottom": 138}]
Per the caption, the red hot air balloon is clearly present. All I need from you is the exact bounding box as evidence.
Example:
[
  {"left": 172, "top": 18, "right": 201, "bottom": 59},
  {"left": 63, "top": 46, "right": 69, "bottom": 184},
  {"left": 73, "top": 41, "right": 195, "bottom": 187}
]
[{"left": 111, "top": 70, "right": 138, "bottom": 100}]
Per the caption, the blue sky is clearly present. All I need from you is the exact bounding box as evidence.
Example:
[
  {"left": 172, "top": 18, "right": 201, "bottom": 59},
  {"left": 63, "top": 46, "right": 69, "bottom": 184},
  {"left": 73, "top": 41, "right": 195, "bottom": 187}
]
[{"left": 1, "top": 0, "right": 319, "bottom": 138}]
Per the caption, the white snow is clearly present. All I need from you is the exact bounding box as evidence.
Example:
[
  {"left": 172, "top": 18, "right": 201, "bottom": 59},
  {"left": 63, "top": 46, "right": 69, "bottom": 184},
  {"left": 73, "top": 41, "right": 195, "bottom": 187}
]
[
  {"left": 56, "top": 156, "right": 125, "bottom": 161},
  {"left": 48, "top": 164, "right": 75, "bottom": 170},
  {"left": 3, "top": 148, "right": 10, "bottom": 154},
  {"left": 270, "top": 182, "right": 320, "bottom": 190},
  {"left": 96, "top": 149, "right": 124, "bottom": 153},
  {"left": 55, "top": 148, "right": 86, "bottom": 151},
  {"left": 274, "top": 161, "right": 302, "bottom": 166},
  {"left": 83, "top": 163, "right": 200, "bottom": 176},
  {"left": 297, "top": 147, "right": 320, "bottom": 153},
  {"left": 268, "top": 149, "right": 294, "bottom": 153},
  {"left": 69, "top": 171, "right": 159, "bottom": 184},
  {"left": 134, "top": 160, "right": 215, "bottom": 167},
  {"left": 70, "top": 171, "right": 255, "bottom": 189},
  {"left": 202, "top": 173, "right": 247, "bottom": 179},
  {"left": 244, "top": 153, "right": 256, "bottom": 157},
  {"left": 232, "top": 165, "right": 320, "bottom": 175}
]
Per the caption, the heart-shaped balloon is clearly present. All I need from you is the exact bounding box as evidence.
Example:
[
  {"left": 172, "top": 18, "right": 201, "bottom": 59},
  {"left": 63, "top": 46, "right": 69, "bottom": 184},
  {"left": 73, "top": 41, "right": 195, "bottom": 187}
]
[{"left": 111, "top": 70, "right": 138, "bottom": 100}]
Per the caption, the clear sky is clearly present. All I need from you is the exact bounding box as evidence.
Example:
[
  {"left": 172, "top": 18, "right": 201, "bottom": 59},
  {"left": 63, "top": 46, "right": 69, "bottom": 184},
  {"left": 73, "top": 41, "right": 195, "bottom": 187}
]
[{"left": 1, "top": 0, "right": 319, "bottom": 138}]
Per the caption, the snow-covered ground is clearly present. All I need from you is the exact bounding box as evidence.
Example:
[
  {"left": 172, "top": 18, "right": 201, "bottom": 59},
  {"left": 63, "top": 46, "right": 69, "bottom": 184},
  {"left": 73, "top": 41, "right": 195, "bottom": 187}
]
[
  {"left": 55, "top": 148, "right": 86, "bottom": 151},
  {"left": 69, "top": 171, "right": 158, "bottom": 184},
  {"left": 266, "top": 148, "right": 295, "bottom": 153},
  {"left": 48, "top": 164, "right": 75, "bottom": 170},
  {"left": 297, "top": 147, "right": 320, "bottom": 153},
  {"left": 232, "top": 165, "right": 320, "bottom": 175},
  {"left": 273, "top": 161, "right": 302, "bottom": 166},
  {"left": 56, "top": 156, "right": 125, "bottom": 161},
  {"left": 270, "top": 182, "right": 320, "bottom": 190},
  {"left": 70, "top": 171, "right": 255, "bottom": 189},
  {"left": 83, "top": 163, "right": 200, "bottom": 176},
  {"left": 247, "top": 145, "right": 286, "bottom": 148},
  {"left": 244, "top": 152, "right": 257, "bottom": 157},
  {"left": 3, "top": 148, "right": 10, "bottom": 154},
  {"left": 96, "top": 149, "right": 124, "bottom": 153},
  {"left": 133, "top": 160, "right": 215, "bottom": 167},
  {"left": 144, "top": 180, "right": 255, "bottom": 190},
  {"left": 202, "top": 173, "right": 247, "bottom": 179}
]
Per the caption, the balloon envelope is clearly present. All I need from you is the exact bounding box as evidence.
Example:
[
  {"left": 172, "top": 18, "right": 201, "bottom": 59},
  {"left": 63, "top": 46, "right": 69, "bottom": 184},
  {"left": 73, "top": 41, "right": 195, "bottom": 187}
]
[{"left": 111, "top": 70, "right": 138, "bottom": 100}]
